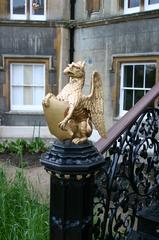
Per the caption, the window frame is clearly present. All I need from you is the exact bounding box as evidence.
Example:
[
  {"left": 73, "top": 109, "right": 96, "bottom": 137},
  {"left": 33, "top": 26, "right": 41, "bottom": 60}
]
[
  {"left": 112, "top": 55, "right": 159, "bottom": 118},
  {"left": 10, "top": 63, "right": 46, "bottom": 111},
  {"left": 10, "top": 0, "right": 27, "bottom": 20},
  {"left": 120, "top": 62, "right": 156, "bottom": 116},
  {"left": 2, "top": 56, "right": 52, "bottom": 113},
  {"left": 124, "top": 0, "right": 140, "bottom": 14},
  {"left": 144, "top": 0, "right": 159, "bottom": 11}
]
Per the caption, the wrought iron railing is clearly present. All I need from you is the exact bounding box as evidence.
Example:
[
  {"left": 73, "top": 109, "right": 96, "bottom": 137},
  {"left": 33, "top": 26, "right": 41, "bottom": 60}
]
[{"left": 93, "top": 82, "right": 159, "bottom": 239}]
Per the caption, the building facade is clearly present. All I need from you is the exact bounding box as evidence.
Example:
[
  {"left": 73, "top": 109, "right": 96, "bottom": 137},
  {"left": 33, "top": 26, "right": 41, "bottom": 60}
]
[{"left": 0, "top": 0, "right": 159, "bottom": 137}]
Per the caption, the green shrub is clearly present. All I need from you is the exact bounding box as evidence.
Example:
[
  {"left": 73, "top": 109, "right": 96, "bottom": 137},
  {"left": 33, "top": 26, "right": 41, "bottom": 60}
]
[{"left": 0, "top": 168, "right": 49, "bottom": 240}]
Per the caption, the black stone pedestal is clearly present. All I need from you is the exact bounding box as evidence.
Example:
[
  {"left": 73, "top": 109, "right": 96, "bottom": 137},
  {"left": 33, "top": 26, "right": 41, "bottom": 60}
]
[{"left": 41, "top": 139, "right": 105, "bottom": 240}]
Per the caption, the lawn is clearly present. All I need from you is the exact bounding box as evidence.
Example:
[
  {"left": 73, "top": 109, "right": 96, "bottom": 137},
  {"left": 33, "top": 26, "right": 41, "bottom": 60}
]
[{"left": 0, "top": 168, "right": 49, "bottom": 240}]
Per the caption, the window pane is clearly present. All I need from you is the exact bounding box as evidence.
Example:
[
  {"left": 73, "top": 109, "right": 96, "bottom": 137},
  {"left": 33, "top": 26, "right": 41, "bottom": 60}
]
[
  {"left": 128, "top": 0, "right": 139, "bottom": 8},
  {"left": 134, "top": 90, "right": 144, "bottom": 104},
  {"left": 123, "top": 65, "right": 133, "bottom": 87},
  {"left": 13, "top": 0, "right": 25, "bottom": 14},
  {"left": 12, "top": 87, "right": 23, "bottom": 105},
  {"left": 145, "top": 64, "right": 156, "bottom": 88},
  {"left": 12, "top": 64, "right": 23, "bottom": 85},
  {"left": 134, "top": 65, "right": 144, "bottom": 88},
  {"left": 32, "top": 0, "right": 44, "bottom": 15},
  {"left": 33, "top": 65, "right": 44, "bottom": 85},
  {"left": 148, "top": 0, "right": 159, "bottom": 4},
  {"left": 33, "top": 87, "right": 44, "bottom": 104},
  {"left": 24, "top": 87, "right": 33, "bottom": 105},
  {"left": 24, "top": 65, "right": 33, "bottom": 85},
  {"left": 123, "top": 90, "right": 133, "bottom": 110}
]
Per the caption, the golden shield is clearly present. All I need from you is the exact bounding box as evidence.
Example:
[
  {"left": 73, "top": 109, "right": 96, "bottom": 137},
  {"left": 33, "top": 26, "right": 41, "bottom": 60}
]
[{"left": 42, "top": 95, "right": 71, "bottom": 141}]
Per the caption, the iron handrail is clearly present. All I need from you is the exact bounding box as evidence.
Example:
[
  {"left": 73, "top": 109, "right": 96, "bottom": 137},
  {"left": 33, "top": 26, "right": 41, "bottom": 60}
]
[{"left": 95, "top": 81, "right": 159, "bottom": 154}]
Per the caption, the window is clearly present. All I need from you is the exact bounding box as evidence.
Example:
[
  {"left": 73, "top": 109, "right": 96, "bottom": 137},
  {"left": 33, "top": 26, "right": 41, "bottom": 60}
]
[
  {"left": 145, "top": 0, "right": 159, "bottom": 10},
  {"left": 124, "top": 0, "right": 140, "bottom": 14},
  {"left": 10, "top": 0, "right": 27, "bottom": 19},
  {"left": 86, "top": 0, "right": 101, "bottom": 14},
  {"left": 10, "top": 63, "right": 45, "bottom": 111},
  {"left": 10, "top": 0, "right": 46, "bottom": 20},
  {"left": 120, "top": 63, "right": 156, "bottom": 116},
  {"left": 30, "top": 0, "right": 46, "bottom": 20}
]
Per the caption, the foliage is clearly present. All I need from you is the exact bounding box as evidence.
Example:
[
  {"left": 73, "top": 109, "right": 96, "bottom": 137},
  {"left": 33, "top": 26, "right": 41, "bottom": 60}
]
[
  {"left": 0, "top": 138, "right": 47, "bottom": 168},
  {"left": 0, "top": 168, "right": 49, "bottom": 240},
  {"left": 0, "top": 138, "right": 47, "bottom": 155},
  {"left": 28, "top": 137, "right": 47, "bottom": 154}
]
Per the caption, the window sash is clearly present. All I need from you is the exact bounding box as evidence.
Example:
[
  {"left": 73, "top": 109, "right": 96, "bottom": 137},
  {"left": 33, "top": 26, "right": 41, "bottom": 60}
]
[
  {"left": 120, "top": 63, "right": 156, "bottom": 116},
  {"left": 124, "top": 0, "right": 140, "bottom": 14},
  {"left": 10, "top": 63, "right": 45, "bottom": 111},
  {"left": 30, "top": 0, "right": 46, "bottom": 20}
]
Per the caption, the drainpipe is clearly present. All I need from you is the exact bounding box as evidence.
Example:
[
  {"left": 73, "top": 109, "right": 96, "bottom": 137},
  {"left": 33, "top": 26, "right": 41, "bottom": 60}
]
[{"left": 69, "top": 0, "right": 76, "bottom": 63}]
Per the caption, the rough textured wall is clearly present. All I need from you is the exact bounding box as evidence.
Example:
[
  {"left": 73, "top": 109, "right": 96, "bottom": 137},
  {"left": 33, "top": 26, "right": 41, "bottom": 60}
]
[
  {"left": 74, "top": 18, "right": 159, "bottom": 129},
  {"left": 0, "top": 26, "right": 55, "bottom": 55},
  {"left": 48, "top": 0, "right": 70, "bottom": 20}
]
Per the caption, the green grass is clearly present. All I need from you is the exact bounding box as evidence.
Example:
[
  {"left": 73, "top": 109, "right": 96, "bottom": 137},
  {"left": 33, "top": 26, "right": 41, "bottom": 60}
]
[{"left": 0, "top": 168, "right": 49, "bottom": 240}]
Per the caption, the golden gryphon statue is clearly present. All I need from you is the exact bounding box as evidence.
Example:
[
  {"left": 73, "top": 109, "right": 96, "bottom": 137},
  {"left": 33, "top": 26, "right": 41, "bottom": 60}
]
[{"left": 42, "top": 61, "right": 106, "bottom": 144}]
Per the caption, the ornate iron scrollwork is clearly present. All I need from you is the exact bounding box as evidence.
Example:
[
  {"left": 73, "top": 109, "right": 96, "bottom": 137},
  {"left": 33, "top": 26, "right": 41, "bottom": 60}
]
[{"left": 93, "top": 108, "right": 159, "bottom": 240}]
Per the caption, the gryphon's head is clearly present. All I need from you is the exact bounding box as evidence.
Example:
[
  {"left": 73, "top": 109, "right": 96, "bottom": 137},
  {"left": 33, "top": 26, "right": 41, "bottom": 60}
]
[{"left": 64, "top": 61, "right": 85, "bottom": 79}]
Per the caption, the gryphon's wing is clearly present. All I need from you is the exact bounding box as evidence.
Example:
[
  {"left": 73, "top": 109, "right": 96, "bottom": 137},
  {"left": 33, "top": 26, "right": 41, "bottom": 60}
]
[{"left": 83, "top": 71, "right": 107, "bottom": 138}]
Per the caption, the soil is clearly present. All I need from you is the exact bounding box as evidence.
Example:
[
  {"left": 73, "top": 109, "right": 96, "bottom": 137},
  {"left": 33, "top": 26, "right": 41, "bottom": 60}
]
[{"left": 0, "top": 152, "right": 42, "bottom": 168}]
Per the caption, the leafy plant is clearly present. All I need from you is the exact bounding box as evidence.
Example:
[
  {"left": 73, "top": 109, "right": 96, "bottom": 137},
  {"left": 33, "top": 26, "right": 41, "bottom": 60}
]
[
  {"left": 0, "top": 137, "right": 47, "bottom": 168},
  {"left": 28, "top": 137, "right": 47, "bottom": 154}
]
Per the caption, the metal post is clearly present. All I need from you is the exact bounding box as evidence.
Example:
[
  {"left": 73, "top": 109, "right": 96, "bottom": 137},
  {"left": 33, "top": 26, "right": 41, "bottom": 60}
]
[{"left": 41, "top": 139, "right": 105, "bottom": 240}]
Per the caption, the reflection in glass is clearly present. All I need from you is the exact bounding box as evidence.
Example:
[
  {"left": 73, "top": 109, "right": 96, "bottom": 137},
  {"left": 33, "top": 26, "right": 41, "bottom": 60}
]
[
  {"left": 13, "top": 0, "right": 25, "bottom": 14},
  {"left": 124, "top": 65, "right": 133, "bottom": 87},
  {"left": 134, "top": 65, "right": 144, "bottom": 88},
  {"left": 128, "top": 0, "right": 139, "bottom": 8},
  {"left": 145, "top": 65, "right": 156, "bottom": 88},
  {"left": 123, "top": 90, "right": 133, "bottom": 110},
  {"left": 134, "top": 90, "right": 144, "bottom": 105}
]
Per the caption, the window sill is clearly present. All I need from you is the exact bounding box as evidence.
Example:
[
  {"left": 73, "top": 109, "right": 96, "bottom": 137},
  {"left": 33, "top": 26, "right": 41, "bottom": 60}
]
[{"left": 5, "top": 111, "right": 44, "bottom": 115}]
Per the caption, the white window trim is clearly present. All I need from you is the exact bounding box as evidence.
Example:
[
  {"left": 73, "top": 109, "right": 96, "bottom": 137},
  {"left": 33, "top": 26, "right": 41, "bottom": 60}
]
[
  {"left": 10, "top": 63, "right": 45, "bottom": 112},
  {"left": 30, "top": 0, "right": 46, "bottom": 20},
  {"left": 10, "top": 0, "right": 27, "bottom": 20},
  {"left": 119, "top": 62, "right": 156, "bottom": 117},
  {"left": 144, "top": 0, "right": 159, "bottom": 11},
  {"left": 124, "top": 0, "right": 140, "bottom": 14}
]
